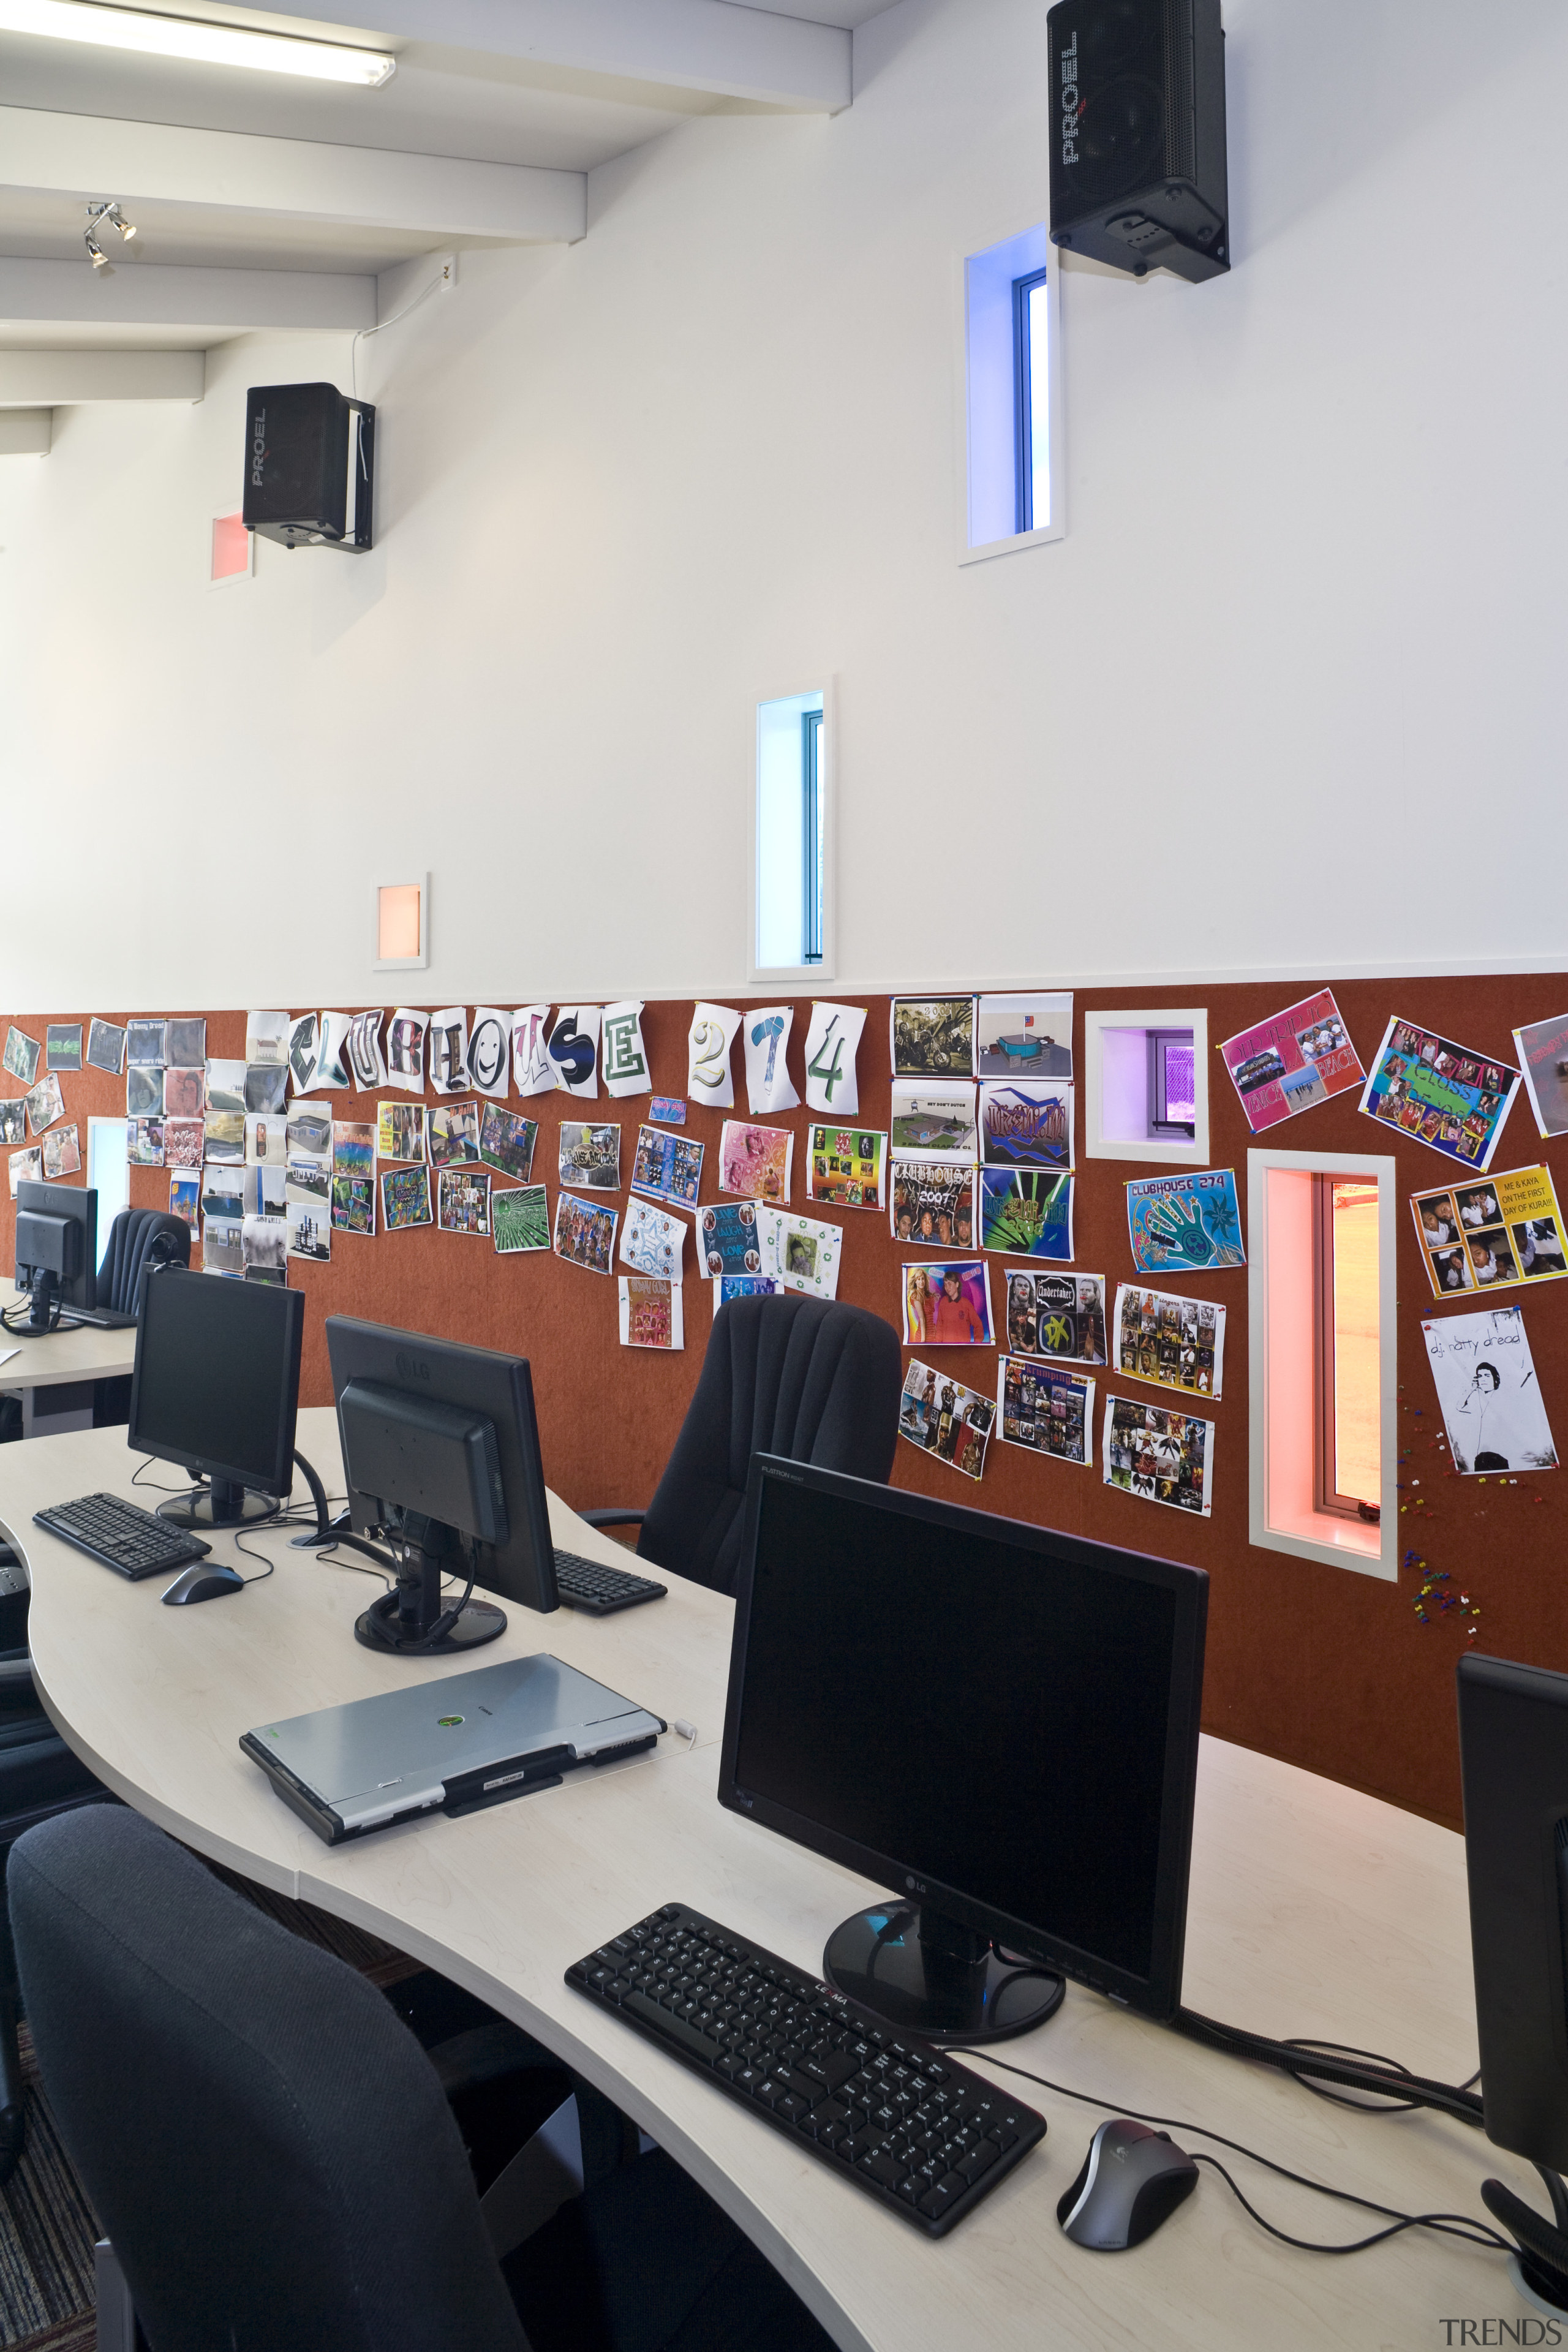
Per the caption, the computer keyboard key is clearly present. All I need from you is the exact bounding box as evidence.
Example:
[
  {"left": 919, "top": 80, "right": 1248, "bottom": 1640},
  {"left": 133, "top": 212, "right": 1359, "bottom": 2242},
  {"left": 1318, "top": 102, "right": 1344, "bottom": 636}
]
[
  {"left": 619, "top": 1990, "right": 721, "bottom": 2065},
  {"left": 859, "top": 2152, "right": 907, "bottom": 2192}
]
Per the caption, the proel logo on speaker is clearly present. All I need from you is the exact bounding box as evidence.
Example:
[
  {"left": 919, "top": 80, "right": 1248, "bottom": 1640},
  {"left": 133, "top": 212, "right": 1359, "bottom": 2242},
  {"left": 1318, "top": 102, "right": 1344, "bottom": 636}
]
[
  {"left": 249, "top": 408, "right": 267, "bottom": 488},
  {"left": 1059, "top": 29, "right": 1079, "bottom": 167}
]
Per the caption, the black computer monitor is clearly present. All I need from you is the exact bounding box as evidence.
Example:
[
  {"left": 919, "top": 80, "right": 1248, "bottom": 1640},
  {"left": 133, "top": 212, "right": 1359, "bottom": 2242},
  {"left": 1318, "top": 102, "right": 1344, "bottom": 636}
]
[
  {"left": 325, "top": 1316, "right": 558, "bottom": 1658},
  {"left": 129, "top": 1269, "right": 303, "bottom": 1528},
  {"left": 13, "top": 1182, "right": 97, "bottom": 1330},
  {"left": 718, "top": 1457, "right": 1208, "bottom": 2043}
]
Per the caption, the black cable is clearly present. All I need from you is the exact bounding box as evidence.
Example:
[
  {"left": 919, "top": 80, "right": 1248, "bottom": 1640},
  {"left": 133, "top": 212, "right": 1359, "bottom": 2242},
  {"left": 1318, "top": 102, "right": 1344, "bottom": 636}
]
[
  {"left": 1175, "top": 2007, "right": 1484, "bottom": 2128},
  {"left": 1193, "top": 2153, "right": 1507, "bottom": 2257},
  {"left": 948, "top": 2048, "right": 1508, "bottom": 2256},
  {"left": 131, "top": 1456, "right": 198, "bottom": 1495},
  {"left": 230, "top": 1524, "right": 276, "bottom": 1585}
]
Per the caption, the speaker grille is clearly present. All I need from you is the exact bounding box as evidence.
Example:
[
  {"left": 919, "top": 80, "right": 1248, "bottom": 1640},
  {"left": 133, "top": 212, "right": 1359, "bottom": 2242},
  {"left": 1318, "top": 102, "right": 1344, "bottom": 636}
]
[{"left": 1058, "top": 0, "right": 1169, "bottom": 209}]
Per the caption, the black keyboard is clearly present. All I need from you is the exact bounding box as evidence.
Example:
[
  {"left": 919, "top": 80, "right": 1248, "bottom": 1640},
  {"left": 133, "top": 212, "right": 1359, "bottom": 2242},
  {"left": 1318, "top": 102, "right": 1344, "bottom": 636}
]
[
  {"left": 554, "top": 1548, "right": 666, "bottom": 1615},
  {"left": 32, "top": 1493, "right": 211, "bottom": 1581},
  {"left": 567, "top": 1903, "right": 1045, "bottom": 2235},
  {"left": 61, "top": 1306, "right": 138, "bottom": 1331}
]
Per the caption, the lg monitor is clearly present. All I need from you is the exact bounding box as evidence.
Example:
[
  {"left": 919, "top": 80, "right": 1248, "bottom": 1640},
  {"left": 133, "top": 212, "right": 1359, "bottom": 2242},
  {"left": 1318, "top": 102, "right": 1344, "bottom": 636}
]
[
  {"left": 325, "top": 1317, "right": 559, "bottom": 1658},
  {"left": 12, "top": 1182, "right": 97, "bottom": 1331},
  {"left": 719, "top": 1457, "right": 1208, "bottom": 2043},
  {"left": 128, "top": 1270, "right": 303, "bottom": 1529}
]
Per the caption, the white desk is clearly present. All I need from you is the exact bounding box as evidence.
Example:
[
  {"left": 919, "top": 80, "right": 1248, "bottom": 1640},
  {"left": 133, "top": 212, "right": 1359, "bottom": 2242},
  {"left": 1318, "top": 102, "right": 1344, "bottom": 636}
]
[
  {"left": 0, "top": 1288, "right": 138, "bottom": 1440},
  {"left": 0, "top": 1411, "right": 1542, "bottom": 2351}
]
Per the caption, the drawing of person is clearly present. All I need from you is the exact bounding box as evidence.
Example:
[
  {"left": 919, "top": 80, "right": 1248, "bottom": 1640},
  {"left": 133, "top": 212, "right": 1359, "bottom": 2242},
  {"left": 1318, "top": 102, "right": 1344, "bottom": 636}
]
[{"left": 1458, "top": 1359, "right": 1525, "bottom": 1470}]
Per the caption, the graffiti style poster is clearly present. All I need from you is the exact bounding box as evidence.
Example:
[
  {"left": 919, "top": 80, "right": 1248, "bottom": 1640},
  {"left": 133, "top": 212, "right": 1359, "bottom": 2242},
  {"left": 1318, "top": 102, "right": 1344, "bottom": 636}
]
[
  {"left": 1126, "top": 1171, "right": 1245, "bottom": 1274},
  {"left": 979, "top": 1170, "right": 1074, "bottom": 1261},
  {"left": 979, "top": 1082, "right": 1073, "bottom": 1170}
]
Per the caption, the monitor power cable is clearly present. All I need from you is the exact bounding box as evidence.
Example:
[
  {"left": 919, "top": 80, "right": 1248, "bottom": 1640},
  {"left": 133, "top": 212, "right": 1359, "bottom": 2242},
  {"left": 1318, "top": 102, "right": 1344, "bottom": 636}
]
[
  {"left": 1175, "top": 2007, "right": 1485, "bottom": 2128},
  {"left": 950, "top": 2047, "right": 1510, "bottom": 2262}
]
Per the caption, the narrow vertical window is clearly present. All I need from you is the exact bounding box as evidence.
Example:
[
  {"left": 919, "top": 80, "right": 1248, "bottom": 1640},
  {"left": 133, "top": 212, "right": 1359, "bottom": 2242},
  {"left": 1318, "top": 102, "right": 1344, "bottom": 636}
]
[
  {"left": 1012, "top": 266, "right": 1051, "bottom": 536},
  {"left": 1315, "top": 1177, "right": 1381, "bottom": 1517},
  {"left": 753, "top": 688, "right": 832, "bottom": 981},
  {"left": 801, "top": 709, "right": 824, "bottom": 965}
]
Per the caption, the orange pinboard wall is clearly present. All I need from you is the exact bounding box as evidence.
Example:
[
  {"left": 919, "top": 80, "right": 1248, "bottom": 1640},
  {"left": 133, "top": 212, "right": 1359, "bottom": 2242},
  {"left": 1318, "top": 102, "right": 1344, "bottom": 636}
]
[{"left": 4, "top": 979, "right": 1567, "bottom": 1834}]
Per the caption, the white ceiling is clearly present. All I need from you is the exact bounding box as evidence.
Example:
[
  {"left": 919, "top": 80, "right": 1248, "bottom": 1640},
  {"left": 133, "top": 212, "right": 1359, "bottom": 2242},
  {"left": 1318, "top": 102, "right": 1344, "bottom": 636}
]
[{"left": 0, "top": 0, "right": 897, "bottom": 377}]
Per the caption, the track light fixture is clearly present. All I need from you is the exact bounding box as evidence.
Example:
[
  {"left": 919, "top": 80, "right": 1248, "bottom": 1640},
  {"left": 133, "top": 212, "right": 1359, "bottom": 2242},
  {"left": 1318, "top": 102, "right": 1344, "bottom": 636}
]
[{"left": 85, "top": 199, "right": 136, "bottom": 274}]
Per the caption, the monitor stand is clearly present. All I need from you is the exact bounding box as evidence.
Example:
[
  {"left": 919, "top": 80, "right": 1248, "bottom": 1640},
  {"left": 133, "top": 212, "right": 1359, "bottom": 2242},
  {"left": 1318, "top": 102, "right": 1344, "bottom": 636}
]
[
  {"left": 22, "top": 1271, "right": 60, "bottom": 1335},
  {"left": 823, "top": 1902, "right": 1065, "bottom": 2045},
  {"left": 159, "top": 1477, "right": 279, "bottom": 1529},
  {"left": 355, "top": 1515, "right": 505, "bottom": 1657}
]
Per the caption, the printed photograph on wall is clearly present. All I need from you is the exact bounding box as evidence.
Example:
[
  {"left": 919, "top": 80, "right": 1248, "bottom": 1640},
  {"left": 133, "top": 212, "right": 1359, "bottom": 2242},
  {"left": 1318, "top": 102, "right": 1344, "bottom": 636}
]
[
  {"left": 975, "top": 993, "right": 1073, "bottom": 1081},
  {"left": 169, "top": 1174, "right": 199, "bottom": 1232},
  {"left": 203, "top": 1110, "right": 245, "bottom": 1164},
  {"left": 699, "top": 1202, "right": 761, "bottom": 1278},
  {"left": 163, "top": 1068, "right": 204, "bottom": 1120},
  {"left": 558, "top": 1122, "right": 620, "bottom": 1191},
  {"left": 997, "top": 1359, "right": 1094, "bottom": 1464},
  {"left": 286, "top": 1196, "right": 331, "bottom": 1262},
  {"left": 1102, "top": 1395, "right": 1215, "bottom": 1515},
  {"left": 1004, "top": 1271, "right": 1107, "bottom": 1365},
  {"left": 1359, "top": 1017, "right": 1521, "bottom": 1171},
  {"left": 377, "top": 1101, "right": 428, "bottom": 1164},
  {"left": 243, "top": 1213, "right": 288, "bottom": 1275},
  {"left": 758, "top": 1207, "right": 842, "bottom": 1302},
  {"left": 1412, "top": 1166, "right": 1568, "bottom": 1297},
  {"left": 438, "top": 1166, "right": 491, "bottom": 1238},
  {"left": 808, "top": 1126, "right": 887, "bottom": 1213},
  {"left": 245, "top": 1063, "right": 288, "bottom": 1116},
  {"left": 243, "top": 1166, "right": 287, "bottom": 1219},
  {"left": 554, "top": 1189, "right": 617, "bottom": 1275},
  {"left": 619, "top": 1275, "right": 683, "bottom": 1351},
  {"left": 245, "top": 1011, "right": 288, "bottom": 1066},
  {"left": 1513, "top": 1012, "right": 1568, "bottom": 1140},
  {"left": 1114, "top": 1284, "right": 1226, "bottom": 1398},
  {"left": 900, "top": 1259, "right": 993, "bottom": 1348},
  {"left": 478, "top": 1104, "right": 537, "bottom": 1183},
  {"left": 167, "top": 1017, "right": 206, "bottom": 1069},
  {"left": 889, "top": 1084, "right": 977, "bottom": 1163},
  {"left": 979, "top": 1169, "right": 1073, "bottom": 1261},
  {"left": 428, "top": 1099, "right": 481, "bottom": 1168},
  {"left": 7, "top": 1146, "right": 42, "bottom": 1198},
  {"left": 126, "top": 1067, "right": 162, "bottom": 1120},
  {"left": 2, "top": 1029, "right": 39, "bottom": 1088},
  {"left": 86, "top": 1020, "right": 125, "bottom": 1077},
  {"left": 42, "top": 1125, "right": 80, "bottom": 1178},
  {"left": 243, "top": 1114, "right": 287, "bottom": 1167},
  {"left": 889, "top": 1159, "right": 976, "bottom": 1251},
  {"left": 898, "top": 1357, "right": 994, "bottom": 1481},
  {"left": 891, "top": 997, "right": 974, "bottom": 1079},
  {"left": 631, "top": 1125, "right": 703, "bottom": 1208},
  {"left": 202, "top": 1218, "right": 242, "bottom": 1276},
  {"left": 1126, "top": 1170, "right": 1245, "bottom": 1274},
  {"left": 0, "top": 1102, "right": 23, "bottom": 1149},
  {"left": 165, "top": 1120, "right": 204, "bottom": 1170},
  {"left": 492, "top": 1185, "right": 549, "bottom": 1255},
  {"left": 127, "top": 1120, "right": 165, "bottom": 1167},
  {"left": 1219, "top": 988, "right": 1364, "bottom": 1134},
  {"left": 331, "top": 1177, "right": 376, "bottom": 1236},
  {"left": 126, "top": 1020, "right": 165, "bottom": 1068},
  {"left": 26, "top": 1074, "right": 64, "bottom": 1134},
  {"left": 205, "top": 1060, "right": 246, "bottom": 1115},
  {"left": 1422, "top": 1306, "right": 1558, "bottom": 1474},
  {"left": 382, "top": 1164, "right": 432, "bottom": 1232},
  {"left": 45, "top": 1025, "right": 81, "bottom": 1074},
  {"left": 718, "top": 1121, "right": 792, "bottom": 1203}
]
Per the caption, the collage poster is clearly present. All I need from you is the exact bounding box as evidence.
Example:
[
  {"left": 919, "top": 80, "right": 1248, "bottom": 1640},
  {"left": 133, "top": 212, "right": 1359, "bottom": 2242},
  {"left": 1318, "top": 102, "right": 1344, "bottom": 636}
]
[
  {"left": 1004, "top": 1271, "right": 1107, "bottom": 1365},
  {"left": 1126, "top": 1170, "right": 1245, "bottom": 1275},
  {"left": 1357, "top": 1017, "right": 1521, "bottom": 1171},
  {"left": 1421, "top": 1306, "right": 1558, "bottom": 1475},
  {"left": 979, "top": 1170, "right": 1073, "bottom": 1261},
  {"left": 1513, "top": 1012, "right": 1568, "bottom": 1140},
  {"left": 1219, "top": 987, "right": 1364, "bottom": 1133},
  {"left": 1411, "top": 1166, "right": 1567, "bottom": 1297},
  {"left": 718, "top": 1120, "right": 793, "bottom": 1203},
  {"left": 898, "top": 1357, "right": 995, "bottom": 1481},
  {"left": 997, "top": 1359, "right": 1093, "bottom": 1465},
  {"left": 1114, "top": 1284, "right": 1226, "bottom": 1398},
  {"left": 889, "top": 1159, "right": 975, "bottom": 1250},
  {"left": 619, "top": 1275, "right": 683, "bottom": 1351},
  {"left": 807, "top": 1125, "right": 887, "bottom": 1213},
  {"left": 1102, "top": 1396, "right": 1216, "bottom": 1516}
]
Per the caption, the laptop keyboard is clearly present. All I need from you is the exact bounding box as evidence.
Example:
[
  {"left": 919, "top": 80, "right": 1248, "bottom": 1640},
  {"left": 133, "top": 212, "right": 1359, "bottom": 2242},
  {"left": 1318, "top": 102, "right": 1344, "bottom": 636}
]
[
  {"left": 553, "top": 1549, "right": 666, "bottom": 1614},
  {"left": 32, "top": 1493, "right": 211, "bottom": 1581},
  {"left": 567, "top": 1902, "right": 1045, "bottom": 2234}
]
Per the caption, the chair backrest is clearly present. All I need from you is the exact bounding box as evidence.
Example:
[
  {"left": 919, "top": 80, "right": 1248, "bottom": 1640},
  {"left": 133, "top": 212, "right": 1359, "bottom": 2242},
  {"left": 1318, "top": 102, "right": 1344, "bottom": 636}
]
[
  {"left": 636, "top": 1294, "right": 902, "bottom": 1595},
  {"left": 9, "top": 1807, "right": 527, "bottom": 2352},
  {"left": 97, "top": 1208, "right": 190, "bottom": 1316}
]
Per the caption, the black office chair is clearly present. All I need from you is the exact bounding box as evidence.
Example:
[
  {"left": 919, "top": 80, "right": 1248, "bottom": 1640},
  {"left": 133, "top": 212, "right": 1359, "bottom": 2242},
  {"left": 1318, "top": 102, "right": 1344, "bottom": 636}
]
[
  {"left": 92, "top": 1208, "right": 189, "bottom": 1429},
  {"left": 585, "top": 1294, "right": 902, "bottom": 1595},
  {"left": 10, "top": 1806, "right": 833, "bottom": 2352}
]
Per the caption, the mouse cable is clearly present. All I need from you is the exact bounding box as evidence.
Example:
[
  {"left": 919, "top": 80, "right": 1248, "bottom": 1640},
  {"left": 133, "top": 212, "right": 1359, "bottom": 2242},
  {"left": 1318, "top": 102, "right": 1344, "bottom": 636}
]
[
  {"left": 1190, "top": 2152, "right": 1507, "bottom": 2257},
  {"left": 947, "top": 2048, "right": 1508, "bottom": 2258},
  {"left": 1175, "top": 2008, "right": 1485, "bottom": 2128}
]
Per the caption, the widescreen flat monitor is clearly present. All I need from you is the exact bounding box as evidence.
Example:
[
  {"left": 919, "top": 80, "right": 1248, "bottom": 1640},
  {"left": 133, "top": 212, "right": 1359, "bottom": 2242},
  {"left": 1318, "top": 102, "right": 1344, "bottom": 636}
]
[
  {"left": 129, "top": 1269, "right": 303, "bottom": 1528},
  {"left": 14, "top": 1181, "right": 97, "bottom": 1321},
  {"left": 719, "top": 1457, "right": 1208, "bottom": 2042},
  {"left": 325, "top": 1318, "right": 559, "bottom": 1645},
  {"left": 1457, "top": 1652, "right": 1568, "bottom": 2174}
]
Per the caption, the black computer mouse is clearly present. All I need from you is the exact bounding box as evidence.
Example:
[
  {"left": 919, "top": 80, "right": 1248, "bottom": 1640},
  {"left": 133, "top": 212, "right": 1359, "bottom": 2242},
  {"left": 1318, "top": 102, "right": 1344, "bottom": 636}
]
[
  {"left": 1057, "top": 2118, "right": 1199, "bottom": 2250},
  {"left": 162, "top": 1564, "right": 245, "bottom": 1606}
]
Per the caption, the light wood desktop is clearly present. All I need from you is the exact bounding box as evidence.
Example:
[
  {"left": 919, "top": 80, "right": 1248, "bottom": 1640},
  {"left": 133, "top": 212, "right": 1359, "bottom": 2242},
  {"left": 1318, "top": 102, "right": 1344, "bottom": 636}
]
[
  {"left": 0, "top": 1288, "right": 138, "bottom": 1439},
  {"left": 0, "top": 1411, "right": 1539, "bottom": 2351}
]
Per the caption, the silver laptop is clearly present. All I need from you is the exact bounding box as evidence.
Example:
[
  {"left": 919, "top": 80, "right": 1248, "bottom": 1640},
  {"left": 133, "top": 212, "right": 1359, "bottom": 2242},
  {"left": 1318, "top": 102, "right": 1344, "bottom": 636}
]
[{"left": 240, "top": 1654, "right": 666, "bottom": 1845}]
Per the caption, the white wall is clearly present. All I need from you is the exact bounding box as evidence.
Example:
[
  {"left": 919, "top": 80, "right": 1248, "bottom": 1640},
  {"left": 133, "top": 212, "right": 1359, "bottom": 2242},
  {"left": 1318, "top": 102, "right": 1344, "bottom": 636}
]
[{"left": 2, "top": 0, "right": 1566, "bottom": 1015}]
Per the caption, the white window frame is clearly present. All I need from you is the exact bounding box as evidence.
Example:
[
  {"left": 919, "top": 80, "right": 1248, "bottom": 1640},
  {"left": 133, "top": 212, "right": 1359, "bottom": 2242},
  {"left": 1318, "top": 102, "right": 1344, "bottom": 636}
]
[
  {"left": 1248, "top": 1145, "right": 1398, "bottom": 1581},
  {"left": 372, "top": 873, "right": 429, "bottom": 972},
  {"left": 956, "top": 218, "right": 1065, "bottom": 566},
  {"left": 749, "top": 679, "right": 835, "bottom": 987},
  {"left": 1083, "top": 1008, "right": 1210, "bottom": 1164}
]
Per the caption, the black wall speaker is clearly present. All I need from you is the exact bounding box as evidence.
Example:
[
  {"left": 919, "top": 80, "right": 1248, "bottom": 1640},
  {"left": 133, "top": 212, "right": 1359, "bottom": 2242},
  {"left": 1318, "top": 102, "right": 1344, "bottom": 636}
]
[
  {"left": 1047, "top": 0, "right": 1229, "bottom": 284},
  {"left": 241, "top": 382, "right": 376, "bottom": 551}
]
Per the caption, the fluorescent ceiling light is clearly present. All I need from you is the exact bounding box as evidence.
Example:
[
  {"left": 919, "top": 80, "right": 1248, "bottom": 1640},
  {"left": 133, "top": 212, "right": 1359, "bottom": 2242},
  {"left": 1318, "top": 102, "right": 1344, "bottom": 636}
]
[{"left": 0, "top": 0, "right": 396, "bottom": 83}]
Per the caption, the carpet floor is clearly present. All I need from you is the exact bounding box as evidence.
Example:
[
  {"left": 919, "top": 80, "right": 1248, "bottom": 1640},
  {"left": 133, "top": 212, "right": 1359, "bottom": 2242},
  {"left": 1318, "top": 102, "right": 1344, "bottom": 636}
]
[{"left": 0, "top": 1855, "right": 420, "bottom": 2352}]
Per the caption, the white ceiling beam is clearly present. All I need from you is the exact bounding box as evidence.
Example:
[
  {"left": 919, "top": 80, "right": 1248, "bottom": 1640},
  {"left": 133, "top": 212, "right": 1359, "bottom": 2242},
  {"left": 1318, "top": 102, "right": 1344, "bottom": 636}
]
[
  {"left": 0, "top": 408, "right": 50, "bottom": 454},
  {"left": 0, "top": 351, "right": 203, "bottom": 404},
  {"left": 0, "top": 257, "right": 373, "bottom": 331},
  {"left": 273, "top": 0, "right": 850, "bottom": 110},
  {"left": 0, "top": 106, "right": 586, "bottom": 244}
]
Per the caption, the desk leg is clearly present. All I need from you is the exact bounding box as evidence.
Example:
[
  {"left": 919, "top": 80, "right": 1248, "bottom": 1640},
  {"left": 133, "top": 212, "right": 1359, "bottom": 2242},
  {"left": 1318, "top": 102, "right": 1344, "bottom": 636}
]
[{"left": 21, "top": 1384, "right": 96, "bottom": 1442}]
